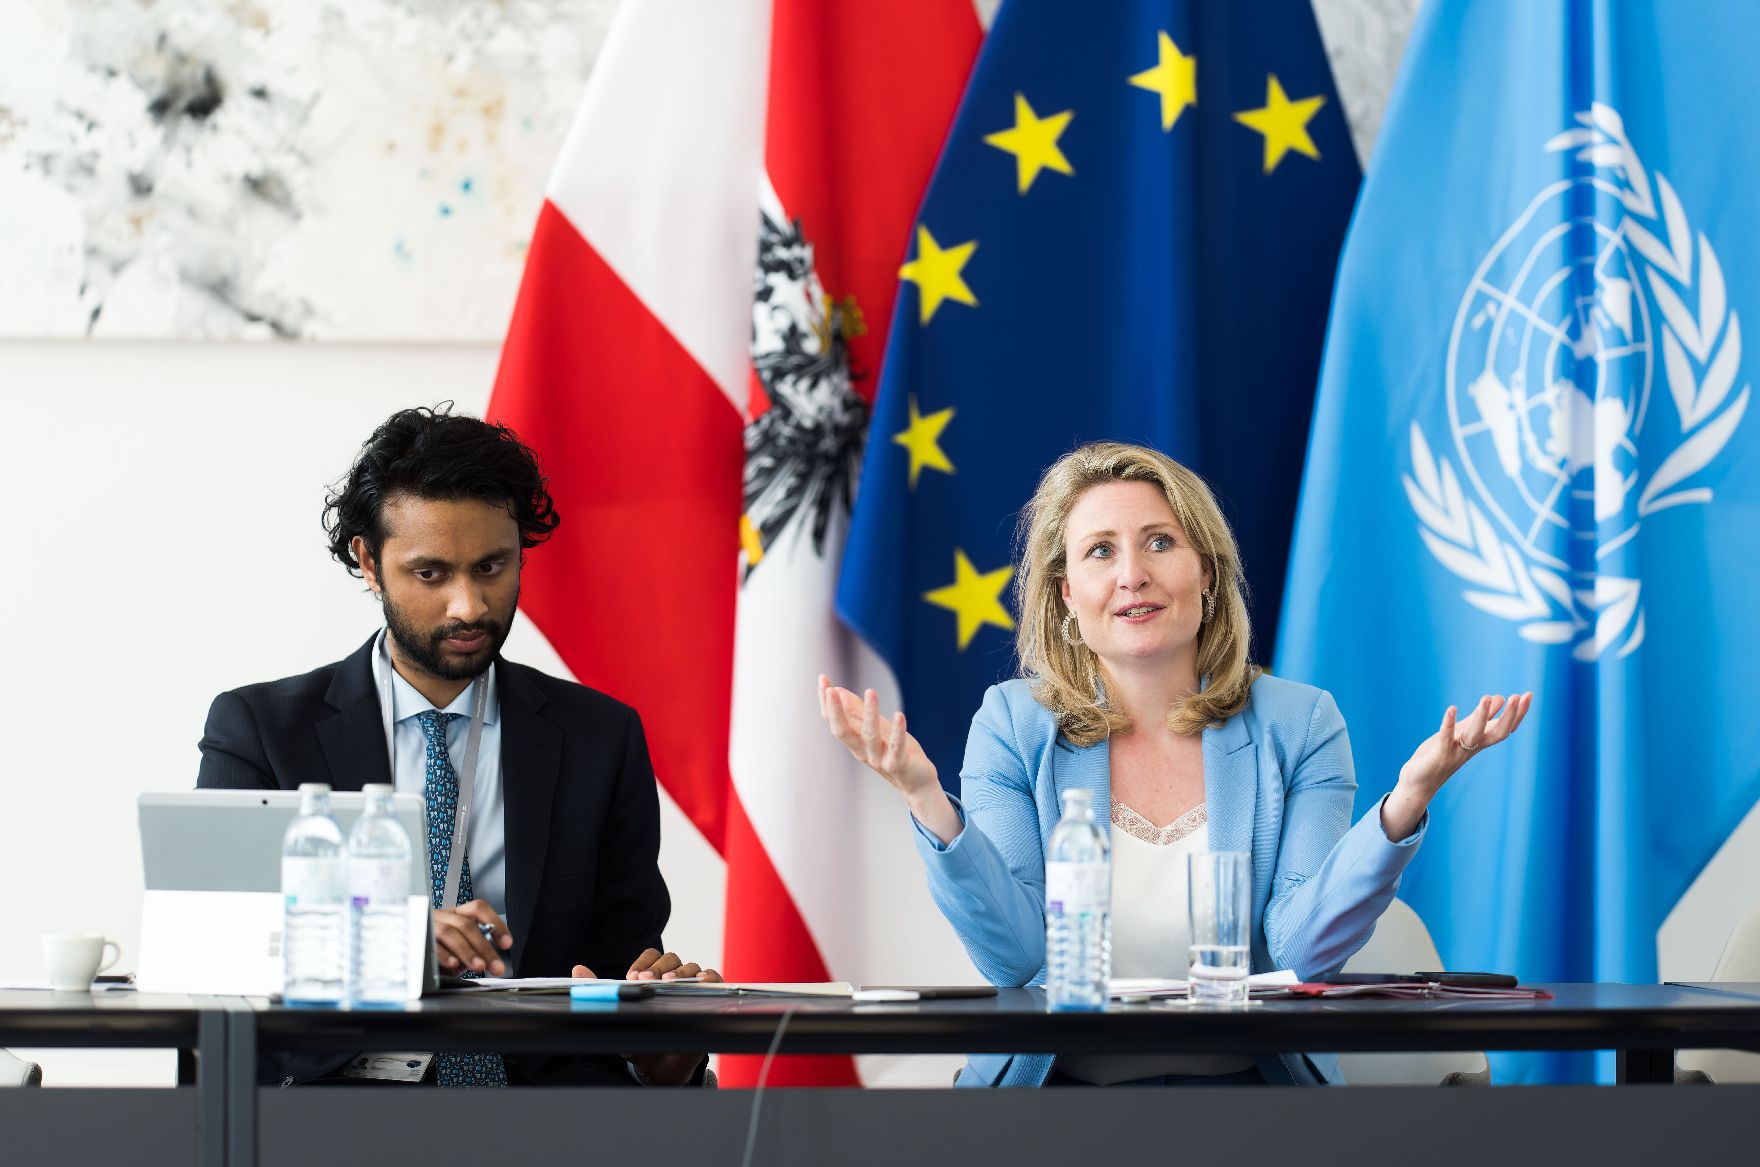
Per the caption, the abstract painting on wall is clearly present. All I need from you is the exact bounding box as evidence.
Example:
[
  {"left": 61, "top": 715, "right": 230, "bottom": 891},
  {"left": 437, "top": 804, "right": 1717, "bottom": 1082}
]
[{"left": 0, "top": 0, "right": 611, "bottom": 341}]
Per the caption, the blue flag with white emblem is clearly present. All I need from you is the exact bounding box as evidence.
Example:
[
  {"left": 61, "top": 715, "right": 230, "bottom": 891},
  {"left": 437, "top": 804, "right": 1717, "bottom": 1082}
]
[
  {"left": 1277, "top": 0, "right": 1760, "bottom": 1082},
  {"left": 838, "top": 0, "right": 1360, "bottom": 788}
]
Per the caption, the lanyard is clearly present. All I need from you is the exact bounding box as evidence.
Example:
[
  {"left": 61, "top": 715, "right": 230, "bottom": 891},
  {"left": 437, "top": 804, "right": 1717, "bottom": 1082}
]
[{"left": 372, "top": 628, "right": 489, "bottom": 911}]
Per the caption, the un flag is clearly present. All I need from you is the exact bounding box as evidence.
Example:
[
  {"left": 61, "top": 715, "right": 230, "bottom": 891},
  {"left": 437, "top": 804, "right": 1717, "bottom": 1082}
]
[
  {"left": 1278, "top": 0, "right": 1760, "bottom": 1082},
  {"left": 840, "top": 0, "right": 1359, "bottom": 786}
]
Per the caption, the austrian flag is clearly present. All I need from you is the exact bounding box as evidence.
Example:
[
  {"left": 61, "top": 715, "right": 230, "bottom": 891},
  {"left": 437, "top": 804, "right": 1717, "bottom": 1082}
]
[{"left": 489, "top": 0, "right": 982, "bottom": 1086}]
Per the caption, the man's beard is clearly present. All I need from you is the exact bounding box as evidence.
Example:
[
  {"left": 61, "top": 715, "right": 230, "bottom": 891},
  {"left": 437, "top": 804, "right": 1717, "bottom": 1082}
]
[{"left": 383, "top": 588, "right": 517, "bottom": 683}]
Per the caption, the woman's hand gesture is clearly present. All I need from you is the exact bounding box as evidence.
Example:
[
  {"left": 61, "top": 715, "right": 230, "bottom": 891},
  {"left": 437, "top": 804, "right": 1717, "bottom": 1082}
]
[
  {"left": 1401, "top": 692, "right": 1534, "bottom": 797},
  {"left": 818, "top": 676, "right": 939, "bottom": 796},
  {"left": 818, "top": 675, "right": 963, "bottom": 844},
  {"left": 1382, "top": 691, "right": 1534, "bottom": 841}
]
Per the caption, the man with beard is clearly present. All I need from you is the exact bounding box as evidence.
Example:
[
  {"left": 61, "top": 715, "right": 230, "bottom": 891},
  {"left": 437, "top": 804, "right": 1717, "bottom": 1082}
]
[{"left": 197, "top": 406, "right": 714, "bottom": 1087}]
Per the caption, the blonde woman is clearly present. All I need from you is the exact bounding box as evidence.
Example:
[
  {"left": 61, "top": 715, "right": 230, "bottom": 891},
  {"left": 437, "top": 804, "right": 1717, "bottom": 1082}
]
[{"left": 820, "top": 442, "right": 1532, "bottom": 1088}]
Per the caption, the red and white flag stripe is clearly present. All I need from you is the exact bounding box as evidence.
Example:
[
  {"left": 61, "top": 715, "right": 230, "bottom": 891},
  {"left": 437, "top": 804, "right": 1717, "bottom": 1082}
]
[{"left": 491, "top": 0, "right": 981, "bottom": 1087}]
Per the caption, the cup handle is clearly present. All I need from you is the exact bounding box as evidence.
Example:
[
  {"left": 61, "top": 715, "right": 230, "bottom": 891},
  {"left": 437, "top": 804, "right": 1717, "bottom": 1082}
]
[{"left": 99, "top": 940, "right": 121, "bottom": 974}]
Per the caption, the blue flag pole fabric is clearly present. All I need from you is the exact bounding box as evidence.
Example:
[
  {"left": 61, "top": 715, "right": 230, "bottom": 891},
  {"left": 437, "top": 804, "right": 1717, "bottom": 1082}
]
[
  {"left": 838, "top": 0, "right": 1360, "bottom": 788},
  {"left": 1277, "top": 0, "right": 1760, "bottom": 1083}
]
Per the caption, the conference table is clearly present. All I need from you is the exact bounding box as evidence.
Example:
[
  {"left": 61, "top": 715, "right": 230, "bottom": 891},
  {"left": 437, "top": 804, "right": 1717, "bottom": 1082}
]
[{"left": 5, "top": 983, "right": 1760, "bottom": 1166}]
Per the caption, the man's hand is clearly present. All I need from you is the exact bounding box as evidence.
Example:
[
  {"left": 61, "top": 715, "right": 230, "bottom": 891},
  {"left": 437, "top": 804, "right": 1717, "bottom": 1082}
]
[
  {"left": 433, "top": 899, "right": 513, "bottom": 976},
  {"left": 567, "top": 953, "right": 723, "bottom": 984},
  {"left": 626, "top": 948, "right": 722, "bottom": 981},
  {"left": 569, "top": 953, "right": 723, "bottom": 1085}
]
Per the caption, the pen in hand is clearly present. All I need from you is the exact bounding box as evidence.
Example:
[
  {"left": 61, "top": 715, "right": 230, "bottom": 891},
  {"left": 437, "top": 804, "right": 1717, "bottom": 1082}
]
[{"left": 477, "top": 921, "right": 510, "bottom": 976}]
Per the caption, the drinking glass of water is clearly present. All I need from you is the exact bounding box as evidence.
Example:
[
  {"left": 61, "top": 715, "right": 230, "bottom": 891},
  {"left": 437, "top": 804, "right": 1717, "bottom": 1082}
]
[{"left": 1187, "top": 851, "right": 1250, "bottom": 1005}]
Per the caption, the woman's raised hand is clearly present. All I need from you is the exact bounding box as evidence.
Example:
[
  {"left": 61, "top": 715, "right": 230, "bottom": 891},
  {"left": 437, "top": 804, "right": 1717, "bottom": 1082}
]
[
  {"left": 818, "top": 676, "right": 964, "bottom": 845},
  {"left": 1381, "top": 691, "right": 1535, "bottom": 841},
  {"left": 1401, "top": 691, "right": 1534, "bottom": 797},
  {"left": 818, "top": 676, "right": 939, "bottom": 797}
]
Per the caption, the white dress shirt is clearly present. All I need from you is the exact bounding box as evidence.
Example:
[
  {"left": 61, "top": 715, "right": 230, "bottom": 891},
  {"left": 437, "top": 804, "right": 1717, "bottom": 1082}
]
[{"left": 377, "top": 633, "right": 507, "bottom": 919}]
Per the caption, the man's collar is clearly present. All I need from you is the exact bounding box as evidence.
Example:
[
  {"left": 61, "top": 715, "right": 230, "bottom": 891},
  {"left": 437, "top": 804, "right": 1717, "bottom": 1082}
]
[{"left": 379, "top": 631, "right": 501, "bottom": 726}]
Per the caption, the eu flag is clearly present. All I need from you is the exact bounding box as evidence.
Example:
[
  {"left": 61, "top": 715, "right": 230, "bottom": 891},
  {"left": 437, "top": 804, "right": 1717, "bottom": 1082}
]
[
  {"left": 838, "top": 0, "right": 1361, "bottom": 787},
  {"left": 1277, "top": 1, "right": 1760, "bottom": 1082}
]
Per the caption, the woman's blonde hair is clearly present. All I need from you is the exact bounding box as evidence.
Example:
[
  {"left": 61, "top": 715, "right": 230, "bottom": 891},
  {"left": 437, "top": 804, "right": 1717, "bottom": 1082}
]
[{"left": 1015, "top": 441, "right": 1257, "bottom": 743}]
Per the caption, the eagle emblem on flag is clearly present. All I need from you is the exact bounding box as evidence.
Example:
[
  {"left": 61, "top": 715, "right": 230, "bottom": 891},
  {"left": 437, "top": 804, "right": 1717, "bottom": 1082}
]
[{"left": 742, "top": 190, "right": 870, "bottom": 572}]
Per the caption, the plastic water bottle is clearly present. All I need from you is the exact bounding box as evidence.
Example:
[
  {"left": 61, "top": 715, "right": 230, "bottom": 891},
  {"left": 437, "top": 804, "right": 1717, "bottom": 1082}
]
[
  {"left": 1045, "top": 788, "right": 1111, "bottom": 1011},
  {"left": 281, "top": 782, "right": 346, "bottom": 1004},
  {"left": 348, "top": 784, "right": 412, "bottom": 1005}
]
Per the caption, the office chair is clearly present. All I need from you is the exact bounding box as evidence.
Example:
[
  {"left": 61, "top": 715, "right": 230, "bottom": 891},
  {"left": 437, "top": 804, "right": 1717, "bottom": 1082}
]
[
  {"left": 0, "top": 1048, "right": 43, "bottom": 1087},
  {"left": 1335, "top": 897, "right": 1491, "bottom": 1085},
  {"left": 1675, "top": 900, "right": 1760, "bottom": 1084}
]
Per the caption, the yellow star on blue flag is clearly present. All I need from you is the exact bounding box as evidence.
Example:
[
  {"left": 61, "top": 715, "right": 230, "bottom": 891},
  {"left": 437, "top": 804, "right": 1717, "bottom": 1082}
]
[
  {"left": 1233, "top": 75, "right": 1326, "bottom": 172},
  {"left": 893, "top": 396, "right": 956, "bottom": 488},
  {"left": 983, "top": 93, "right": 1075, "bottom": 193},
  {"left": 923, "top": 550, "right": 1014, "bottom": 650},
  {"left": 898, "top": 226, "right": 978, "bottom": 324}
]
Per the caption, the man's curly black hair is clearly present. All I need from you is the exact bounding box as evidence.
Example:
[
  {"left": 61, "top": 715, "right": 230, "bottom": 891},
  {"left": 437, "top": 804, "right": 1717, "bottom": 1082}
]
[{"left": 323, "top": 404, "right": 561, "bottom": 577}]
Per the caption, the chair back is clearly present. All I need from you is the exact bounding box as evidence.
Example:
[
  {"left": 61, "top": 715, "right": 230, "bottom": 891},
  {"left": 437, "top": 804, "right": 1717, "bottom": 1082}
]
[
  {"left": 1677, "top": 901, "right": 1760, "bottom": 1083},
  {"left": 1336, "top": 898, "right": 1491, "bottom": 1085},
  {"left": 1709, "top": 902, "right": 1760, "bottom": 980},
  {"left": 0, "top": 1048, "right": 42, "bottom": 1087}
]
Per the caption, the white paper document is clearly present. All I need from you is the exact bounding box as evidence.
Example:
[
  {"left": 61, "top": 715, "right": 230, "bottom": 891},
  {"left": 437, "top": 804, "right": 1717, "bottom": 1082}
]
[
  {"left": 645, "top": 981, "right": 853, "bottom": 997},
  {"left": 437, "top": 975, "right": 854, "bottom": 997},
  {"left": 0, "top": 979, "right": 136, "bottom": 993},
  {"left": 1108, "top": 970, "right": 1298, "bottom": 1000},
  {"left": 439, "top": 975, "right": 704, "bottom": 993}
]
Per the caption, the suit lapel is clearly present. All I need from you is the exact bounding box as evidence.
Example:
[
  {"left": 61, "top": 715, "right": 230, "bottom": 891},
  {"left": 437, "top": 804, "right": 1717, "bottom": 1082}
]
[
  {"left": 497, "top": 661, "right": 560, "bottom": 976},
  {"left": 316, "top": 637, "right": 391, "bottom": 793},
  {"left": 1057, "top": 686, "right": 1259, "bottom": 853},
  {"left": 1054, "top": 736, "right": 1112, "bottom": 842},
  {"left": 1202, "top": 710, "right": 1257, "bottom": 856}
]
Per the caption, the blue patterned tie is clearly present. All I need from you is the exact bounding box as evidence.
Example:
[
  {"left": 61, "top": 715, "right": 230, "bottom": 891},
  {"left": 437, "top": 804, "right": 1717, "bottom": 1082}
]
[{"left": 418, "top": 709, "right": 509, "bottom": 1088}]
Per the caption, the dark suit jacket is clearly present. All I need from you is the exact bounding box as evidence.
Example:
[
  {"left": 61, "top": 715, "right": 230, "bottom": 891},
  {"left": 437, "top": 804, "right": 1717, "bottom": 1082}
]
[{"left": 198, "top": 635, "right": 673, "bottom": 1085}]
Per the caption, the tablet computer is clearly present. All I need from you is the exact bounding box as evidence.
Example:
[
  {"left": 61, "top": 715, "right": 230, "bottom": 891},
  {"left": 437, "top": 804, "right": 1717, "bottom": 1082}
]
[{"left": 137, "top": 789, "right": 433, "bottom": 999}]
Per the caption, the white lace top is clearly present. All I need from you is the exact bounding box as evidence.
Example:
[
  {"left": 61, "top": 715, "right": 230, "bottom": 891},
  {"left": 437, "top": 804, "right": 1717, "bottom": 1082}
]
[{"left": 1054, "top": 800, "right": 1256, "bottom": 1085}]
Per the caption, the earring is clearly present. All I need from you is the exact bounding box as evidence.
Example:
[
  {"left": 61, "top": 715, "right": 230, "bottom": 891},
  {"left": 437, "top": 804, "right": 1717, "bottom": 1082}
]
[
  {"left": 1202, "top": 589, "right": 1216, "bottom": 623},
  {"left": 1060, "top": 610, "right": 1083, "bottom": 646}
]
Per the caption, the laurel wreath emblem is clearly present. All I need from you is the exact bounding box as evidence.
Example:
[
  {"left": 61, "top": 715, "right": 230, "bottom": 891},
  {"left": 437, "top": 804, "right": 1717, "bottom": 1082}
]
[{"left": 1405, "top": 103, "right": 1750, "bottom": 661}]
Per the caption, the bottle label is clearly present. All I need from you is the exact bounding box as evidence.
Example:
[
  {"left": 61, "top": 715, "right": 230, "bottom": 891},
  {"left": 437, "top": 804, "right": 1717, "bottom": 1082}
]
[
  {"left": 283, "top": 856, "right": 345, "bottom": 906},
  {"left": 350, "top": 858, "right": 408, "bottom": 908},
  {"left": 1045, "top": 861, "right": 1109, "bottom": 913}
]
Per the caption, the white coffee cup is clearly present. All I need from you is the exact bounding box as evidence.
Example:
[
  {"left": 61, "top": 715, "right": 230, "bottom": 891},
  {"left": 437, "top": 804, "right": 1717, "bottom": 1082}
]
[{"left": 42, "top": 933, "right": 121, "bottom": 992}]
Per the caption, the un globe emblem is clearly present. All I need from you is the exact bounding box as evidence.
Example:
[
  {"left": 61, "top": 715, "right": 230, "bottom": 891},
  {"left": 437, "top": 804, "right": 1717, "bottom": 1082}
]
[
  {"left": 1406, "top": 104, "right": 1748, "bottom": 659},
  {"left": 1448, "top": 177, "right": 1651, "bottom": 569}
]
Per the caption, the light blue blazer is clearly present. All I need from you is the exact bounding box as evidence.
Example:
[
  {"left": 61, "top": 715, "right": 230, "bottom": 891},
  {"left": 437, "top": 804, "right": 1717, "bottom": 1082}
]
[{"left": 912, "top": 673, "right": 1425, "bottom": 1087}]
